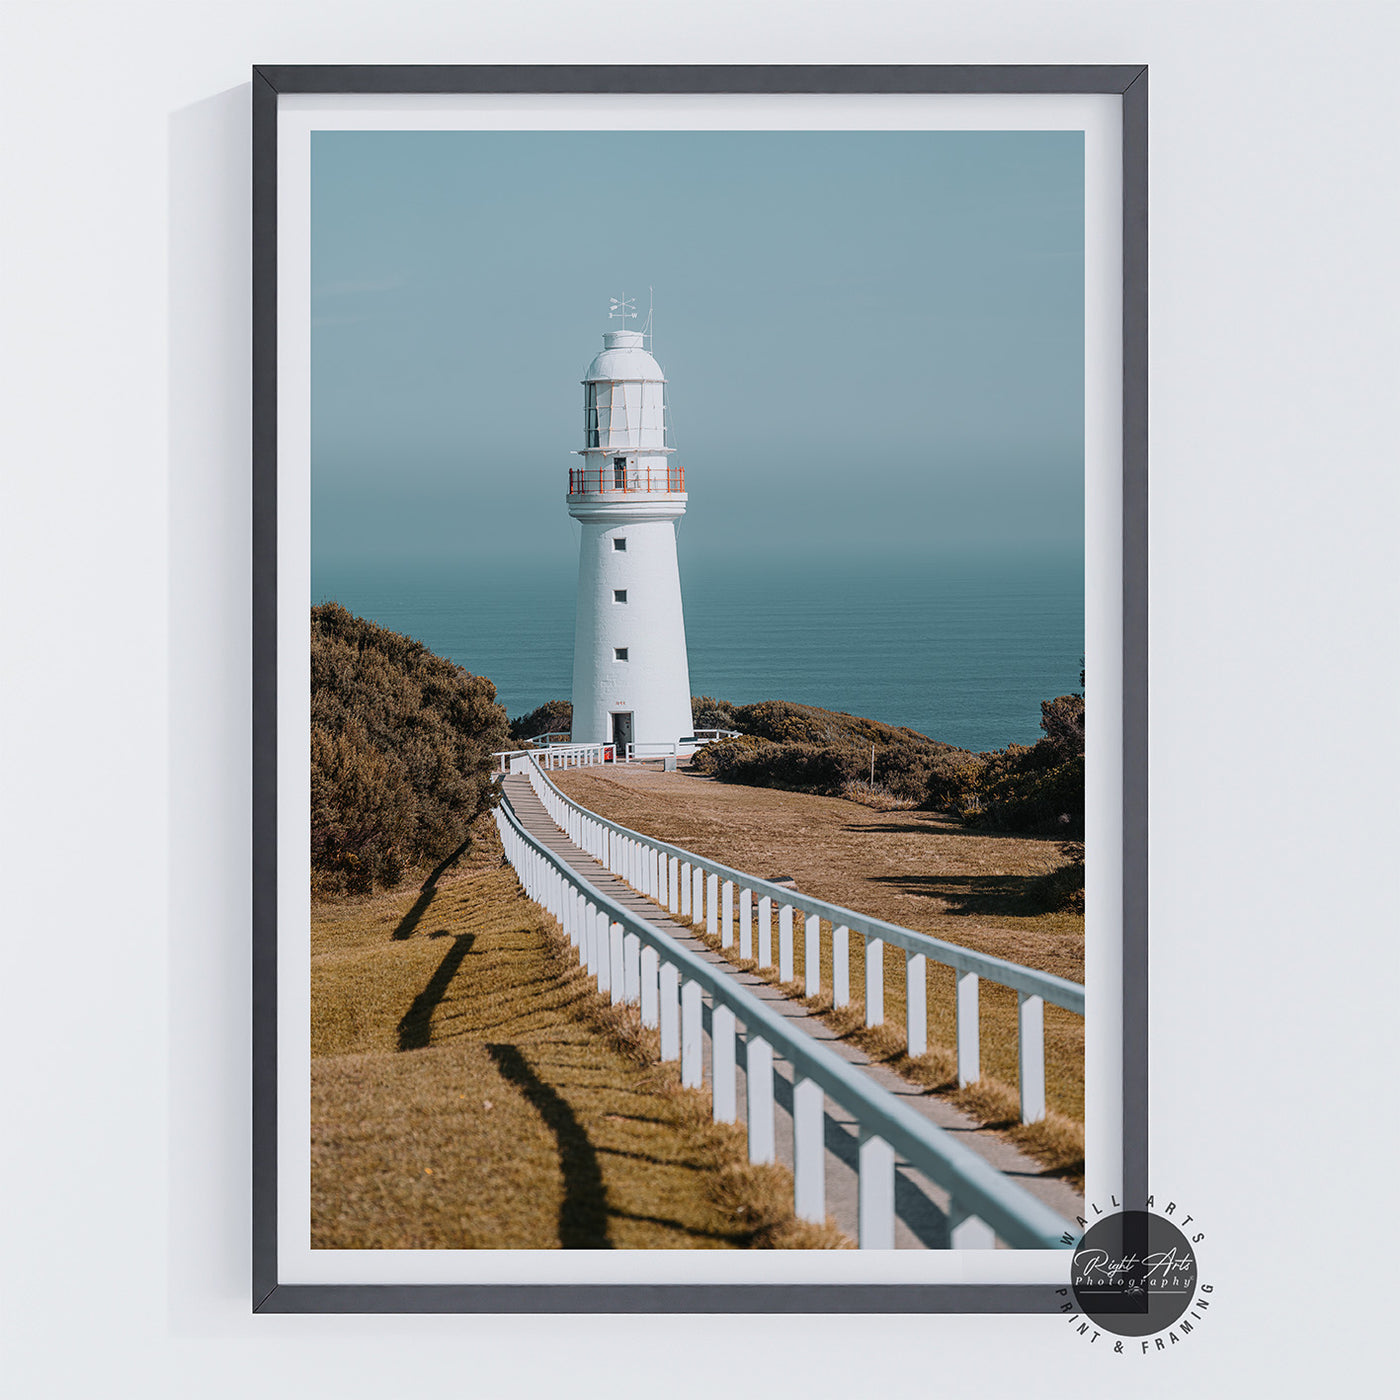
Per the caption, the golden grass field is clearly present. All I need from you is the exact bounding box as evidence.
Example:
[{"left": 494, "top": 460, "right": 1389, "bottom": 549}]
[
  {"left": 553, "top": 764, "right": 1085, "bottom": 1177},
  {"left": 311, "top": 819, "right": 846, "bottom": 1249}
]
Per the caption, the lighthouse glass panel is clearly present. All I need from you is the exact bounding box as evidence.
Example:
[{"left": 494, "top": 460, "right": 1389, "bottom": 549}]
[{"left": 584, "top": 383, "right": 599, "bottom": 447}]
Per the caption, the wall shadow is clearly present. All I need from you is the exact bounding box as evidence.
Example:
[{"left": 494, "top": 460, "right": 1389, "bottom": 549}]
[
  {"left": 396, "top": 933, "right": 475, "bottom": 1051},
  {"left": 486, "top": 1043, "right": 612, "bottom": 1249}
]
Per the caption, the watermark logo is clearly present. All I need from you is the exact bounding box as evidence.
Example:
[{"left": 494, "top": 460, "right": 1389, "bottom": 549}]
[{"left": 1057, "top": 1198, "right": 1212, "bottom": 1352}]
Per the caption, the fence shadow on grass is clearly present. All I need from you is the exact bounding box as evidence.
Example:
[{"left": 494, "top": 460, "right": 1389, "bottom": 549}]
[
  {"left": 486, "top": 1042, "right": 612, "bottom": 1249},
  {"left": 870, "top": 871, "right": 1055, "bottom": 917},
  {"left": 390, "top": 833, "right": 477, "bottom": 942},
  {"left": 396, "top": 933, "right": 475, "bottom": 1051}
]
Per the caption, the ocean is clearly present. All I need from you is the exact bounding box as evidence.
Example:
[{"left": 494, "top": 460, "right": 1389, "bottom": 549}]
[{"left": 312, "top": 552, "right": 1084, "bottom": 753}]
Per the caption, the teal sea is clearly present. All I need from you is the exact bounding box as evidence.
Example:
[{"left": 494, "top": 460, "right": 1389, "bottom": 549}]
[{"left": 312, "top": 553, "right": 1085, "bottom": 754}]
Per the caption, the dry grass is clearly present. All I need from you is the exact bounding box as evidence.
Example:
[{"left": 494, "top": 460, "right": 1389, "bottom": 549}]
[
  {"left": 839, "top": 780, "right": 921, "bottom": 812},
  {"left": 554, "top": 764, "right": 1085, "bottom": 1181},
  {"left": 311, "top": 817, "right": 850, "bottom": 1249}
]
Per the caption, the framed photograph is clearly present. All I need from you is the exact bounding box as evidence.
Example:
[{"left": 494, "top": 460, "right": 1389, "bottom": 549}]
[{"left": 253, "top": 64, "right": 1147, "bottom": 1313}]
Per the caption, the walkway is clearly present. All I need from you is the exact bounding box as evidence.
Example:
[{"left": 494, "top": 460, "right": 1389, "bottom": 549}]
[{"left": 502, "top": 773, "right": 1084, "bottom": 1248}]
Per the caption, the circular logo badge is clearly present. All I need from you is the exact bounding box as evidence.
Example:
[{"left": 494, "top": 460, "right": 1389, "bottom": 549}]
[{"left": 1071, "top": 1210, "right": 1199, "bottom": 1337}]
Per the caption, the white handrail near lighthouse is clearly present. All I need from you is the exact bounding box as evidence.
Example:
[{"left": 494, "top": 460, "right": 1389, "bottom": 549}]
[
  {"left": 521, "top": 754, "right": 1083, "bottom": 1127},
  {"left": 493, "top": 789, "right": 1074, "bottom": 1251}
]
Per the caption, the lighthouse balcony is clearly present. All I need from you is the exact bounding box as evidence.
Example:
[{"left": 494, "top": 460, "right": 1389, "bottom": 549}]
[{"left": 568, "top": 465, "right": 685, "bottom": 496}]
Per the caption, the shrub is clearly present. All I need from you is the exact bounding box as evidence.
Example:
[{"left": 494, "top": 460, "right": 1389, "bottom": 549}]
[
  {"left": 923, "top": 750, "right": 987, "bottom": 817},
  {"left": 922, "top": 692, "right": 1086, "bottom": 836},
  {"left": 311, "top": 603, "right": 509, "bottom": 896},
  {"left": 693, "top": 736, "right": 865, "bottom": 796},
  {"left": 509, "top": 698, "right": 572, "bottom": 741},
  {"left": 1035, "top": 841, "right": 1085, "bottom": 912},
  {"left": 1039, "top": 692, "right": 1085, "bottom": 764},
  {"left": 692, "top": 691, "right": 1083, "bottom": 839},
  {"left": 691, "top": 695, "right": 739, "bottom": 730},
  {"left": 691, "top": 697, "right": 951, "bottom": 800},
  {"left": 973, "top": 754, "right": 1085, "bottom": 838}
]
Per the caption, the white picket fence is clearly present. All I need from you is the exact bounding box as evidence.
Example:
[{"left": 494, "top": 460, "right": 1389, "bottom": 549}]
[
  {"left": 493, "top": 744, "right": 611, "bottom": 774},
  {"left": 521, "top": 755, "right": 1084, "bottom": 1126},
  {"left": 494, "top": 790, "right": 1073, "bottom": 1251}
]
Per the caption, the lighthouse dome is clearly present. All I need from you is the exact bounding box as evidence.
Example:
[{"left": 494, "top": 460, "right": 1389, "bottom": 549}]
[{"left": 584, "top": 329, "right": 665, "bottom": 383}]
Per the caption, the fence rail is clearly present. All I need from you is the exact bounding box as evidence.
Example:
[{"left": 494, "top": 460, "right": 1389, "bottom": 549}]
[
  {"left": 493, "top": 744, "right": 613, "bottom": 774},
  {"left": 495, "top": 785, "right": 1073, "bottom": 1251},
  {"left": 522, "top": 755, "right": 1083, "bottom": 1125}
]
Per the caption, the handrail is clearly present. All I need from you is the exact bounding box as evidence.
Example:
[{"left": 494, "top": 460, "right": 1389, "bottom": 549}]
[
  {"left": 492, "top": 744, "right": 614, "bottom": 774},
  {"left": 494, "top": 786, "right": 1073, "bottom": 1251},
  {"left": 568, "top": 465, "right": 685, "bottom": 495},
  {"left": 527, "top": 757, "right": 1083, "bottom": 1016}
]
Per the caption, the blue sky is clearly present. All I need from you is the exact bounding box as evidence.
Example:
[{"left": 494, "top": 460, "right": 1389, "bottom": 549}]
[{"left": 311, "top": 129, "right": 1084, "bottom": 569}]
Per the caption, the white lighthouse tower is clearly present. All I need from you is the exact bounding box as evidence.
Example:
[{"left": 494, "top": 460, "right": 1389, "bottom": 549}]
[{"left": 568, "top": 301, "right": 693, "bottom": 756}]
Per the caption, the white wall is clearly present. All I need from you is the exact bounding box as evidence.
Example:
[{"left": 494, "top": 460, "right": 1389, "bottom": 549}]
[{"left": 2, "top": 2, "right": 1396, "bottom": 1396}]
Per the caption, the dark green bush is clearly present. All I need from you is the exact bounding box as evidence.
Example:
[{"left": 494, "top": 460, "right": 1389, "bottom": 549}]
[
  {"left": 311, "top": 603, "right": 508, "bottom": 896},
  {"left": 692, "top": 736, "right": 865, "bottom": 796},
  {"left": 921, "top": 693, "right": 1085, "bottom": 836},
  {"left": 972, "top": 754, "right": 1085, "bottom": 838},
  {"left": 1034, "top": 841, "right": 1085, "bottom": 913},
  {"left": 923, "top": 750, "right": 987, "bottom": 817},
  {"left": 691, "top": 697, "right": 950, "bottom": 800},
  {"left": 1039, "top": 692, "right": 1085, "bottom": 765},
  {"left": 509, "top": 698, "right": 573, "bottom": 741},
  {"left": 691, "top": 690, "right": 1083, "bottom": 838},
  {"left": 691, "top": 695, "right": 739, "bottom": 730}
]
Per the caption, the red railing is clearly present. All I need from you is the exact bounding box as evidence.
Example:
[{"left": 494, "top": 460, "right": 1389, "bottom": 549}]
[{"left": 568, "top": 465, "right": 685, "bottom": 495}]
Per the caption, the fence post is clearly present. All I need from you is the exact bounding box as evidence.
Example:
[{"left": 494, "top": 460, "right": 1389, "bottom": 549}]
[
  {"left": 739, "top": 888, "right": 753, "bottom": 960},
  {"left": 957, "top": 970, "right": 980, "bottom": 1086},
  {"left": 706, "top": 873, "right": 719, "bottom": 935},
  {"left": 865, "top": 937, "right": 884, "bottom": 1026},
  {"left": 680, "top": 862, "right": 691, "bottom": 918},
  {"left": 804, "top": 913, "right": 821, "bottom": 996},
  {"left": 657, "top": 850, "right": 668, "bottom": 907},
  {"left": 640, "top": 945, "right": 659, "bottom": 1028},
  {"left": 857, "top": 1132, "right": 896, "bottom": 1249},
  {"left": 668, "top": 857, "right": 680, "bottom": 914},
  {"left": 1018, "top": 992, "right": 1046, "bottom": 1123},
  {"left": 584, "top": 901, "right": 599, "bottom": 977},
  {"left": 758, "top": 895, "right": 773, "bottom": 968},
  {"left": 692, "top": 865, "right": 704, "bottom": 925},
  {"left": 833, "top": 925, "right": 850, "bottom": 1007},
  {"left": 905, "top": 952, "right": 927, "bottom": 1058},
  {"left": 659, "top": 961, "right": 680, "bottom": 1061},
  {"left": 681, "top": 979, "right": 703, "bottom": 1088},
  {"left": 793, "top": 1077, "right": 825, "bottom": 1224},
  {"left": 623, "top": 932, "right": 641, "bottom": 1004},
  {"left": 746, "top": 1036, "right": 775, "bottom": 1164},
  {"left": 609, "top": 923, "right": 625, "bottom": 1005},
  {"left": 949, "top": 1201, "right": 997, "bottom": 1249},
  {"left": 711, "top": 1005, "right": 736, "bottom": 1122},
  {"left": 779, "top": 904, "right": 794, "bottom": 982},
  {"left": 721, "top": 881, "right": 734, "bottom": 948}
]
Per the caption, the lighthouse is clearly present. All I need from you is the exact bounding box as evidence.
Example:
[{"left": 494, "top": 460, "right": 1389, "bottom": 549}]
[{"left": 567, "top": 304, "right": 693, "bottom": 756}]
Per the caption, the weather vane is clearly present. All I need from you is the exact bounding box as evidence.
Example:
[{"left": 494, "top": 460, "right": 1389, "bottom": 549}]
[{"left": 609, "top": 294, "right": 637, "bottom": 324}]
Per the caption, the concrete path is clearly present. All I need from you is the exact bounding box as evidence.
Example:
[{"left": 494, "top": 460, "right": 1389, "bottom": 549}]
[{"left": 502, "top": 773, "right": 1084, "bottom": 1249}]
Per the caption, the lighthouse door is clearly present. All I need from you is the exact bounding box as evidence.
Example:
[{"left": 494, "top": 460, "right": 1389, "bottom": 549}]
[{"left": 611, "top": 711, "right": 634, "bottom": 756}]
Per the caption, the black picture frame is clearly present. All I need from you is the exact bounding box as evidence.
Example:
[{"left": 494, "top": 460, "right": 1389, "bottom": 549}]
[{"left": 253, "top": 63, "right": 1147, "bottom": 1314}]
